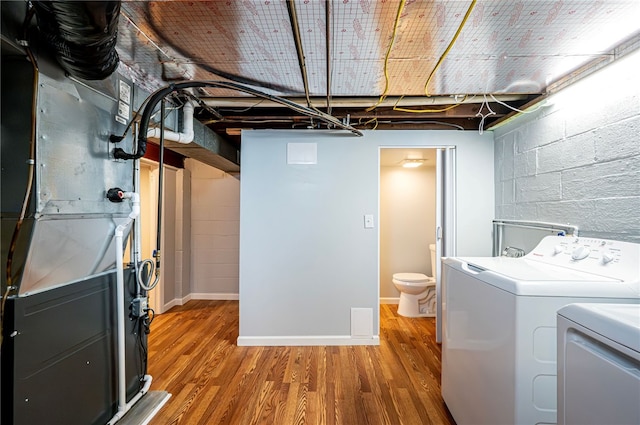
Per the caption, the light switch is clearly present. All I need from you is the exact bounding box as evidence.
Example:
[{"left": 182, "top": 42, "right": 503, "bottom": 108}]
[{"left": 364, "top": 214, "right": 374, "bottom": 229}]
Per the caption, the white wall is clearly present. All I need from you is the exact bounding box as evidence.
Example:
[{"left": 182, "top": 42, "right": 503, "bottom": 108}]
[
  {"left": 380, "top": 164, "right": 436, "bottom": 299},
  {"left": 239, "top": 130, "right": 493, "bottom": 345},
  {"left": 494, "top": 49, "right": 640, "bottom": 243},
  {"left": 188, "top": 159, "right": 241, "bottom": 298}
]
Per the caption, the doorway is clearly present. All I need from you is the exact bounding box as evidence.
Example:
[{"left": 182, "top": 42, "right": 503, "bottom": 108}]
[
  {"left": 379, "top": 147, "right": 456, "bottom": 342},
  {"left": 136, "top": 159, "right": 183, "bottom": 314}
]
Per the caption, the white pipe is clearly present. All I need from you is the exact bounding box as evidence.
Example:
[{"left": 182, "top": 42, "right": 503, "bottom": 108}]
[
  {"left": 108, "top": 192, "right": 152, "bottom": 425},
  {"left": 107, "top": 375, "right": 153, "bottom": 425},
  {"left": 146, "top": 101, "right": 194, "bottom": 144},
  {"left": 133, "top": 159, "right": 142, "bottom": 269}
]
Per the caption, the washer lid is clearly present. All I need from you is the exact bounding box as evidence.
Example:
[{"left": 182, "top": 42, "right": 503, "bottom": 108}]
[
  {"left": 394, "top": 272, "right": 431, "bottom": 283},
  {"left": 559, "top": 303, "right": 640, "bottom": 353},
  {"left": 443, "top": 256, "right": 638, "bottom": 298}
]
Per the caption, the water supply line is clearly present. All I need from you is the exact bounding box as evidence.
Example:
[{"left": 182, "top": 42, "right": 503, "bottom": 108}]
[{"left": 107, "top": 190, "right": 153, "bottom": 425}]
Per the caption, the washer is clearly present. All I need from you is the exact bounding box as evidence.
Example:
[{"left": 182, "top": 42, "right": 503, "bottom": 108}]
[
  {"left": 557, "top": 303, "right": 640, "bottom": 425},
  {"left": 441, "top": 236, "right": 640, "bottom": 425}
]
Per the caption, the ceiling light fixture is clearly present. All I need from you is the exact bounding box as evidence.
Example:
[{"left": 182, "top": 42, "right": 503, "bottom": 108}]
[{"left": 401, "top": 159, "right": 426, "bottom": 168}]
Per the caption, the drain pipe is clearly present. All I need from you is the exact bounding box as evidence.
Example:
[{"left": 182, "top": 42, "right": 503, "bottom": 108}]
[
  {"left": 107, "top": 191, "right": 152, "bottom": 425},
  {"left": 145, "top": 100, "right": 195, "bottom": 144}
]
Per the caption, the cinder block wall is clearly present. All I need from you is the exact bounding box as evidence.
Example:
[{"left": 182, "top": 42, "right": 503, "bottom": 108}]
[{"left": 494, "top": 50, "right": 640, "bottom": 243}]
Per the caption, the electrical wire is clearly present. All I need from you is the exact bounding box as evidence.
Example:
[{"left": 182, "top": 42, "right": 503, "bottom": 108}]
[
  {"left": 476, "top": 94, "right": 496, "bottom": 135},
  {"left": 218, "top": 99, "right": 265, "bottom": 113},
  {"left": 392, "top": 0, "right": 477, "bottom": 114},
  {"left": 359, "top": 117, "right": 379, "bottom": 130},
  {"left": 366, "top": 0, "right": 406, "bottom": 112},
  {"left": 489, "top": 93, "right": 546, "bottom": 114},
  {"left": 141, "top": 3, "right": 298, "bottom": 94},
  {"left": 424, "top": 0, "right": 477, "bottom": 97},
  {"left": 392, "top": 94, "right": 470, "bottom": 113},
  {"left": 2, "top": 2, "right": 39, "bottom": 345},
  {"left": 135, "top": 316, "right": 148, "bottom": 385},
  {"left": 356, "top": 119, "right": 465, "bottom": 131}
]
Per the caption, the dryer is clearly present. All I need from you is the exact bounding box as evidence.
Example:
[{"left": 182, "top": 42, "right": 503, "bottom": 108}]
[
  {"left": 557, "top": 303, "right": 640, "bottom": 425},
  {"left": 441, "top": 236, "right": 640, "bottom": 425}
]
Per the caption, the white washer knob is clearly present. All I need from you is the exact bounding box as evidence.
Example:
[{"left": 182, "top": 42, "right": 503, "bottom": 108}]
[
  {"left": 601, "top": 251, "right": 615, "bottom": 264},
  {"left": 571, "top": 246, "right": 591, "bottom": 260},
  {"left": 553, "top": 245, "right": 564, "bottom": 255}
]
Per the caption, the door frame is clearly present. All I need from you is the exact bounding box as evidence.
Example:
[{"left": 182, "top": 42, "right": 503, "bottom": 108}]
[{"left": 378, "top": 146, "right": 457, "bottom": 343}]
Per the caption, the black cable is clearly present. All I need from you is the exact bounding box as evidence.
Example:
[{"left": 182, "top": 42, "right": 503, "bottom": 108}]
[
  {"left": 146, "top": 308, "right": 155, "bottom": 327},
  {"left": 113, "top": 80, "right": 363, "bottom": 161},
  {"left": 154, "top": 99, "right": 166, "bottom": 277},
  {"left": 140, "top": 2, "right": 297, "bottom": 94},
  {"left": 135, "top": 316, "right": 148, "bottom": 386}
]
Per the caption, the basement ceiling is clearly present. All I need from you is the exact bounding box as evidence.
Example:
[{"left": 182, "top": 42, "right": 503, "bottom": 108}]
[{"left": 116, "top": 1, "right": 640, "bottom": 143}]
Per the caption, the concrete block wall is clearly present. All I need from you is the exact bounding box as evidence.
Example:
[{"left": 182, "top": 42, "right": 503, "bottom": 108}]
[
  {"left": 494, "top": 50, "right": 640, "bottom": 243},
  {"left": 187, "top": 159, "right": 240, "bottom": 298}
]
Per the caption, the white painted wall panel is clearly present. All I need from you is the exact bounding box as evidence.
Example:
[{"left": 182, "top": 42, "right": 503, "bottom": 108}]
[{"left": 239, "top": 129, "right": 493, "bottom": 342}]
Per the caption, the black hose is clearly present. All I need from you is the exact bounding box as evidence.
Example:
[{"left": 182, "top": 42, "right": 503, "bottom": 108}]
[
  {"left": 141, "top": 2, "right": 297, "bottom": 94},
  {"left": 155, "top": 99, "right": 166, "bottom": 276},
  {"left": 114, "top": 82, "right": 198, "bottom": 160},
  {"left": 113, "top": 80, "right": 362, "bottom": 161},
  {"left": 33, "top": 1, "right": 120, "bottom": 80}
]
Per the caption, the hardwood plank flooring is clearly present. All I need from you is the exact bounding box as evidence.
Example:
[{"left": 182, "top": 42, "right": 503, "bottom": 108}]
[{"left": 147, "top": 301, "right": 455, "bottom": 425}]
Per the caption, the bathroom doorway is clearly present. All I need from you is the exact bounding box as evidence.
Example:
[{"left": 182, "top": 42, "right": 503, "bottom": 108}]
[{"left": 379, "top": 147, "right": 456, "bottom": 342}]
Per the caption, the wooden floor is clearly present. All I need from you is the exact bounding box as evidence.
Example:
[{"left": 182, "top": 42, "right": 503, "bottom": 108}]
[{"left": 147, "top": 300, "right": 455, "bottom": 425}]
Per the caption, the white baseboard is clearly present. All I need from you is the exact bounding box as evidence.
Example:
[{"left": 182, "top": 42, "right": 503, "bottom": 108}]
[
  {"left": 380, "top": 297, "right": 399, "bottom": 304},
  {"left": 160, "top": 293, "right": 238, "bottom": 313},
  {"left": 190, "top": 292, "right": 239, "bottom": 300},
  {"left": 161, "top": 299, "right": 180, "bottom": 313},
  {"left": 237, "top": 335, "right": 380, "bottom": 347}
]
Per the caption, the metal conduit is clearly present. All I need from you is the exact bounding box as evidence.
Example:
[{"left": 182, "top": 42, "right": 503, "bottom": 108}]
[{"left": 286, "top": 0, "right": 317, "bottom": 112}]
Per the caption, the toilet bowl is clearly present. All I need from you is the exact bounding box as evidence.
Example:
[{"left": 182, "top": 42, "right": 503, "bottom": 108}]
[{"left": 392, "top": 244, "right": 437, "bottom": 317}]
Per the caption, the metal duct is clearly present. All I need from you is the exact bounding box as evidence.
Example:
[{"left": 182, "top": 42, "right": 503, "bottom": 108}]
[
  {"left": 33, "top": 1, "right": 120, "bottom": 80},
  {"left": 1, "top": 54, "right": 135, "bottom": 296}
]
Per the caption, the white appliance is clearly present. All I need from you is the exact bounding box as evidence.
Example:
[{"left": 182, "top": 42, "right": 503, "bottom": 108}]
[
  {"left": 557, "top": 303, "right": 640, "bottom": 425},
  {"left": 441, "top": 236, "right": 640, "bottom": 425}
]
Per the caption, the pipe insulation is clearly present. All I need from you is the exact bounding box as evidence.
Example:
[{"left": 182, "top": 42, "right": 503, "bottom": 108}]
[{"left": 33, "top": 1, "right": 120, "bottom": 80}]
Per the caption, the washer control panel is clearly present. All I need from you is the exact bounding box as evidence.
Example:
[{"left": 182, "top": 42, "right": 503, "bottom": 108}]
[{"left": 528, "top": 236, "right": 640, "bottom": 283}]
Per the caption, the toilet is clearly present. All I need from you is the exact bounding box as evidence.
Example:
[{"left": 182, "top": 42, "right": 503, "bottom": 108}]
[{"left": 392, "top": 244, "right": 437, "bottom": 317}]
